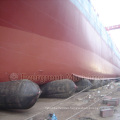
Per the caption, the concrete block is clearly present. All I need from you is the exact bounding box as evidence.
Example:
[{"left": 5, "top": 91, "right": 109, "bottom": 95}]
[
  {"left": 107, "top": 98, "right": 119, "bottom": 106},
  {"left": 102, "top": 98, "right": 119, "bottom": 106},
  {"left": 100, "top": 108, "right": 114, "bottom": 118}
]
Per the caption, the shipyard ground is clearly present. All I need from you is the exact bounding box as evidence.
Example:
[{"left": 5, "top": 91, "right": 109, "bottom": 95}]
[{"left": 0, "top": 82, "right": 120, "bottom": 120}]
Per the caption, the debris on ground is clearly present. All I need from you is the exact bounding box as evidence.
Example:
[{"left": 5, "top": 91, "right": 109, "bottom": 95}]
[{"left": 47, "top": 113, "right": 57, "bottom": 120}]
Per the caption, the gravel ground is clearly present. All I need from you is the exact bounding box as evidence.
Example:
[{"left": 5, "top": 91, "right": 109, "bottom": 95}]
[{"left": 0, "top": 82, "right": 120, "bottom": 120}]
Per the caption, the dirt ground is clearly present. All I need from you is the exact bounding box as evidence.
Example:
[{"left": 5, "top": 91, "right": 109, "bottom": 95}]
[{"left": 0, "top": 82, "right": 120, "bottom": 120}]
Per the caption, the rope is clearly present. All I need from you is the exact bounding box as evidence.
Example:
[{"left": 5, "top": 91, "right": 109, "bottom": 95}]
[{"left": 24, "top": 83, "right": 94, "bottom": 120}]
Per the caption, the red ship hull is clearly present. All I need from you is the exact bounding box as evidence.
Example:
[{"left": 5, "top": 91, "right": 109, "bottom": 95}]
[{"left": 0, "top": 0, "right": 120, "bottom": 85}]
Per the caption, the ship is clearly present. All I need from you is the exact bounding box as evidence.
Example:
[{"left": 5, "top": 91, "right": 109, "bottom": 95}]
[{"left": 0, "top": 0, "right": 120, "bottom": 108}]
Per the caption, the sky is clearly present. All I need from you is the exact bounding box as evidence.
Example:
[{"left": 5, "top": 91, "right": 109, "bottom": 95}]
[{"left": 91, "top": 0, "right": 120, "bottom": 50}]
